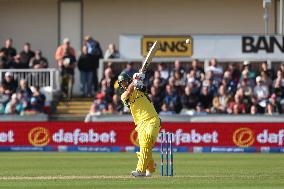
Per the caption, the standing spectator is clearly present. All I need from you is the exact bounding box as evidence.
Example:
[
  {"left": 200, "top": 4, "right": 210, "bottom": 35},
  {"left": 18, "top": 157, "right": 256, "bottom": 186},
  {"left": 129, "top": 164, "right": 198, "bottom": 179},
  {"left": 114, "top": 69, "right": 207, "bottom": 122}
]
[
  {"left": 0, "top": 38, "right": 17, "bottom": 60},
  {"left": 29, "top": 50, "right": 48, "bottom": 68},
  {"left": 60, "top": 47, "right": 77, "bottom": 100},
  {"left": 2, "top": 72, "right": 18, "bottom": 94},
  {"left": 260, "top": 62, "right": 274, "bottom": 79},
  {"left": 20, "top": 43, "right": 35, "bottom": 68},
  {"left": 78, "top": 45, "right": 94, "bottom": 97},
  {"left": 104, "top": 43, "right": 120, "bottom": 59},
  {"left": 84, "top": 35, "right": 103, "bottom": 93},
  {"left": 0, "top": 50, "right": 8, "bottom": 69},
  {"left": 55, "top": 38, "right": 75, "bottom": 67}
]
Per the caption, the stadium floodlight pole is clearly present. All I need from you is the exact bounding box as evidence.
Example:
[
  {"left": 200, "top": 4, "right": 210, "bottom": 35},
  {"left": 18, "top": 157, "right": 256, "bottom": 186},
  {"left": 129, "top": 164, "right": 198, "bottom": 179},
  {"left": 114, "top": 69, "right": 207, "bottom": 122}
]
[
  {"left": 280, "top": 0, "right": 283, "bottom": 34},
  {"left": 263, "top": 0, "right": 271, "bottom": 34}
]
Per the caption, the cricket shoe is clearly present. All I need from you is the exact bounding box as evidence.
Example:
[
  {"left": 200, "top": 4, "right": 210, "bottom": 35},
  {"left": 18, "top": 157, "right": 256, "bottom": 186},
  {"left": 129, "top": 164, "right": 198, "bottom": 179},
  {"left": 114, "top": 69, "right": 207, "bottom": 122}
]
[
  {"left": 131, "top": 170, "right": 146, "bottom": 177},
  {"left": 146, "top": 162, "right": 157, "bottom": 177}
]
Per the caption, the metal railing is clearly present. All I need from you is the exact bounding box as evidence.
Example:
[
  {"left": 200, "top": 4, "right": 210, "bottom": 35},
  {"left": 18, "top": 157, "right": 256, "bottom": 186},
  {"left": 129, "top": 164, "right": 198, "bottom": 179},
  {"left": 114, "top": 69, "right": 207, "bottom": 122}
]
[{"left": 0, "top": 68, "right": 60, "bottom": 91}]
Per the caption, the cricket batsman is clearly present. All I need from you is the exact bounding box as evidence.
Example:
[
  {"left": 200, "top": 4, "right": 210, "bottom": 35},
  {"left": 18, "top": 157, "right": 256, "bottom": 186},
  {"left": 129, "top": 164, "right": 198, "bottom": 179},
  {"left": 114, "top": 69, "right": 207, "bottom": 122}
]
[{"left": 118, "top": 71, "right": 161, "bottom": 177}]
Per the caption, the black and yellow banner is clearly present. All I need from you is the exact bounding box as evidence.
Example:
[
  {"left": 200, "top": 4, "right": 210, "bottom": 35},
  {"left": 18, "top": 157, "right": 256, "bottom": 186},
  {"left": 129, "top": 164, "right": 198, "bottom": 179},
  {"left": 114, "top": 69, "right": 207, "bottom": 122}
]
[{"left": 141, "top": 36, "right": 193, "bottom": 57}]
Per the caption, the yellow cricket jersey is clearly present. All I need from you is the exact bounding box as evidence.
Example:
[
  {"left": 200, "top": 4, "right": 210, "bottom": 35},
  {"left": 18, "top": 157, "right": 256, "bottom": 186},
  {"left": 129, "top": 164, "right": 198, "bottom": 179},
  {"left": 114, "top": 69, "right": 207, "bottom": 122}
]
[{"left": 121, "top": 89, "right": 158, "bottom": 131}]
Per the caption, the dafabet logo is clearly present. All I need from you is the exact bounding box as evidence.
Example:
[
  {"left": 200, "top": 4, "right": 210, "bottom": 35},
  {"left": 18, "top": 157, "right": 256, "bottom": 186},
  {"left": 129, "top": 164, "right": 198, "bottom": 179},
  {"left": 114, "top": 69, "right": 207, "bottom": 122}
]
[
  {"left": 28, "top": 127, "right": 50, "bottom": 147},
  {"left": 233, "top": 128, "right": 255, "bottom": 147}
]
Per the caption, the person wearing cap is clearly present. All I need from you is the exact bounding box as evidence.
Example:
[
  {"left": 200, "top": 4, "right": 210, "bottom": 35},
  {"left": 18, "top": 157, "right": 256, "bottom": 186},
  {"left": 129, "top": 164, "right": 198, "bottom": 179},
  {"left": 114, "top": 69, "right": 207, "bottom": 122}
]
[
  {"left": 55, "top": 38, "right": 75, "bottom": 67},
  {"left": 2, "top": 72, "right": 18, "bottom": 94},
  {"left": 243, "top": 60, "right": 256, "bottom": 79},
  {"left": 253, "top": 76, "right": 269, "bottom": 113},
  {"left": 84, "top": 35, "right": 103, "bottom": 93}
]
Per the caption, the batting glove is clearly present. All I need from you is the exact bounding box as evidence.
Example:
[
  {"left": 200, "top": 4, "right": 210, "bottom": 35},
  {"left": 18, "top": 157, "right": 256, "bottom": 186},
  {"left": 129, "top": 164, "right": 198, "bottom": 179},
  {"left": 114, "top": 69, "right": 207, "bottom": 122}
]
[{"left": 133, "top": 73, "right": 145, "bottom": 81}]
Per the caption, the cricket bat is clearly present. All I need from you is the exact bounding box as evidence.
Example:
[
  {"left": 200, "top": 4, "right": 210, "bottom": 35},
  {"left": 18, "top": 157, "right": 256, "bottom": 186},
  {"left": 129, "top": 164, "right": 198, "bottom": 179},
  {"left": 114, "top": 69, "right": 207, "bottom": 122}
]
[{"left": 141, "top": 41, "right": 160, "bottom": 73}]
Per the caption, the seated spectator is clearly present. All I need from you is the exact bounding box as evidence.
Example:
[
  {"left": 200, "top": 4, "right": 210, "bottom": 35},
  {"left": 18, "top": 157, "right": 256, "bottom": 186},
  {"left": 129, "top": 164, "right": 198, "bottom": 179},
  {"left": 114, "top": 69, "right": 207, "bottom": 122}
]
[
  {"left": 100, "top": 79, "right": 114, "bottom": 103},
  {"left": 186, "top": 71, "right": 200, "bottom": 94},
  {"left": 272, "top": 70, "right": 284, "bottom": 100},
  {"left": 123, "top": 62, "right": 136, "bottom": 77},
  {"left": 159, "top": 102, "right": 175, "bottom": 115},
  {"left": 242, "top": 61, "right": 256, "bottom": 79},
  {"left": 0, "top": 83, "right": 10, "bottom": 113},
  {"left": 8, "top": 54, "right": 26, "bottom": 69},
  {"left": 207, "top": 58, "right": 223, "bottom": 81},
  {"left": 104, "top": 43, "right": 120, "bottom": 59},
  {"left": 78, "top": 45, "right": 94, "bottom": 97},
  {"left": 239, "top": 69, "right": 255, "bottom": 88},
  {"left": 163, "top": 85, "right": 182, "bottom": 113},
  {"left": 2, "top": 72, "right": 18, "bottom": 95},
  {"left": 4, "top": 94, "right": 21, "bottom": 114},
  {"left": 20, "top": 43, "right": 35, "bottom": 68},
  {"left": 158, "top": 63, "right": 170, "bottom": 80},
  {"left": 181, "top": 85, "right": 199, "bottom": 111},
  {"left": 89, "top": 93, "right": 108, "bottom": 114},
  {"left": 260, "top": 70, "right": 272, "bottom": 88},
  {"left": 250, "top": 105, "right": 258, "bottom": 115},
  {"left": 149, "top": 86, "right": 163, "bottom": 113},
  {"left": 223, "top": 70, "right": 237, "bottom": 95},
  {"left": 254, "top": 76, "right": 269, "bottom": 113},
  {"left": 60, "top": 47, "right": 77, "bottom": 100},
  {"left": 260, "top": 62, "right": 274, "bottom": 79},
  {"left": 16, "top": 79, "right": 32, "bottom": 100},
  {"left": 188, "top": 59, "right": 204, "bottom": 81},
  {"left": 268, "top": 93, "right": 282, "bottom": 114},
  {"left": 0, "top": 38, "right": 17, "bottom": 61},
  {"left": 212, "top": 85, "right": 229, "bottom": 113},
  {"left": 149, "top": 71, "right": 167, "bottom": 91},
  {"left": 227, "top": 63, "right": 241, "bottom": 84},
  {"left": 199, "top": 86, "right": 213, "bottom": 112},
  {"left": 172, "top": 71, "right": 186, "bottom": 90},
  {"left": 227, "top": 94, "right": 246, "bottom": 114},
  {"left": 152, "top": 78, "right": 165, "bottom": 97},
  {"left": 0, "top": 50, "right": 8, "bottom": 68},
  {"left": 31, "top": 86, "right": 46, "bottom": 107},
  {"left": 112, "top": 94, "right": 124, "bottom": 113},
  {"left": 24, "top": 97, "right": 44, "bottom": 114},
  {"left": 29, "top": 50, "right": 48, "bottom": 68},
  {"left": 194, "top": 103, "right": 207, "bottom": 115},
  {"left": 170, "top": 60, "right": 186, "bottom": 79}
]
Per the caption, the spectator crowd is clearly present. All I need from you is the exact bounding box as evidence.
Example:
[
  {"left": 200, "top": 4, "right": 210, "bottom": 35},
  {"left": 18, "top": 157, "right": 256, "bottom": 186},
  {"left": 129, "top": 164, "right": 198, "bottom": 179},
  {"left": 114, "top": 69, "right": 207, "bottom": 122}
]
[{"left": 89, "top": 59, "right": 284, "bottom": 116}]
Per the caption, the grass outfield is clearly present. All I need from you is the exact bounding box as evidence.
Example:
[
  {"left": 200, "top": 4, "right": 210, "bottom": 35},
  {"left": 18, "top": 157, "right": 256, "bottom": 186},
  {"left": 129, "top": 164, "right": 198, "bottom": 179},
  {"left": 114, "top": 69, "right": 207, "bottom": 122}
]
[{"left": 0, "top": 153, "right": 283, "bottom": 189}]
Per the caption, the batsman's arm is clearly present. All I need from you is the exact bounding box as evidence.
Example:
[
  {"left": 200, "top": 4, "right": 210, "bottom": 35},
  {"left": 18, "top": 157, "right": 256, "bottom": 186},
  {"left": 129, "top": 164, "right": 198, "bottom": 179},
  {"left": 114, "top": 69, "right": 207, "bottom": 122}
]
[{"left": 122, "top": 82, "right": 135, "bottom": 100}]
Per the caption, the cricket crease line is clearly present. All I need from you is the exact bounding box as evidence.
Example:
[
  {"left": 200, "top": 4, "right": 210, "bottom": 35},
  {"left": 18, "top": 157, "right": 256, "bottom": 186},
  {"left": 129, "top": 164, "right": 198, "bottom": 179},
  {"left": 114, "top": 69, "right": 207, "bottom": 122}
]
[{"left": 0, "top": 175, "right": 274, "bottom": 180}]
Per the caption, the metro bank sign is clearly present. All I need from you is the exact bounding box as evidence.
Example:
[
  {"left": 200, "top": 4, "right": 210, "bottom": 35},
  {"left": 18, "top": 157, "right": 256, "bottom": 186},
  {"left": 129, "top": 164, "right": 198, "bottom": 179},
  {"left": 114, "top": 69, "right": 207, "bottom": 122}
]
[{"left": 242, "top": 36, "right": 284, "bottom": 53}]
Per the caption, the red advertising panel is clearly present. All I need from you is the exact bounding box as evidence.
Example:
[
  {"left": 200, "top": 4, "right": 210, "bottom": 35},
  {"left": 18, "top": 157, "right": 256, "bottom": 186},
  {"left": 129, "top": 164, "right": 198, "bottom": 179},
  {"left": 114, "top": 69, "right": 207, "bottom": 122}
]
[{"left": 0, "top": 122, "right": 283, "bottom": 148}]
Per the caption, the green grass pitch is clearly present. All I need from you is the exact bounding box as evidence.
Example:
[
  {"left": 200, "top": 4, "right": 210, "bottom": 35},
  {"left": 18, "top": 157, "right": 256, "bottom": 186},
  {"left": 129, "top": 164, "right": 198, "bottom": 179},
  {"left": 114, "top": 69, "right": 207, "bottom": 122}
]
[{"left": 0, "top": 152, "right": 283, "bottom": 189}]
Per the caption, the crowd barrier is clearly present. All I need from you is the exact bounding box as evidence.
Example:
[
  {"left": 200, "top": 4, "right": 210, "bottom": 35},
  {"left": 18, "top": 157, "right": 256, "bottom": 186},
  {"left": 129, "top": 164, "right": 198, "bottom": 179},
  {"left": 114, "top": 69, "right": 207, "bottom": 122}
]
[{"left": 0, "top": 122, "right": 283, "bottom": 153}]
